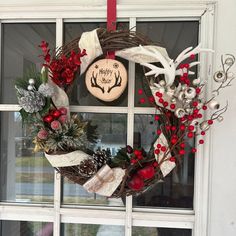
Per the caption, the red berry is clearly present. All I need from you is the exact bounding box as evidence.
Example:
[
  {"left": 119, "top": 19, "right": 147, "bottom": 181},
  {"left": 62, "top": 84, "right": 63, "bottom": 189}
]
[
  {"left": 199, "top": 139, "right": 204, "bottom": 144},
  {"left": 157, "top": 129, "right": 162, "bottom": 135},
  {"left": 171, "top": 138, "right": 177, "bottom": 144},
  {"left": 169, "top": 157, "right": 176, "bottom": 162},
  {"left": 131, "top": 159, "right": 137, "bottom": 164},
  {"left": 193, "top": 109, "right": 199, "bottom": 114},
  {"left": 180, "top": 64, "right": 184, "bottom": 69},
  {"left": 183, "top": 73, "right": 188, "bottom": 77},
  {"left": 157, "top": 144, "right": 162, "bottom": 149},
  {"left": 155, "top": 92, "right": 163, "bottom": 97},
  {"left": 208, "top": 120, "right": 213, "bottom": 125},
  {"left": 163, "top": 101, "right": 169, "bottom": 107},
  {"left": 170, "top": 104, "right": 176, "bottom": 109},
  {"left": 134, "top": 150, "right": 142, "bottom": 156},
  {"left": 191, "top": 148, "right": 197, "bottom": 153},
  {"left": 179, "top": 149, "right": 185, "bottom": 155},
  {"left": 128, "top": 175, "right": 144, "bottom": 190},
  {"left": 154, "top": 115, "right": 160, "bottom": 121},
  {"left": 180, "top": 143, "right": 185, "bottom": 148},
  {"left": 154, "top": 149, "right": 160, "bottom": 155},
  {"left": 180, "top": 117, "right": 186, "bottom": 122},
  {"left": 137, "top": 166, "right": 155, "bottom": 180},
  {"left": 153, "top": 162, "right": 158, "bottom": 167},
  {"left": 197, "top": 114, "right": 203, "bottom": 118},
  {"left": 188, "top": 132, "right": 194, "bottom": 138},
  {"left": 193, "top": 101, "right": 198, "bottom": 107},
  {"left": 139, "top": 98, "right": 145, "bottom": 104},
  {"left": 138, "top": 89, "right": 143, "bottom": 95},
  {"left": 161, "top": 146, "right": 167, "bottom": 152},
  {"left": 202, "top": 105, "right": 207, "bottom": 110},
  {"left": 43, "top": 115, "right": 54, "bottom": 123},
  {"left": 52, "top": 110, "right": 61, "bottom": 118},
  {"left": 188, "top": 125, "right": 195, "bottom": 131},
  {"left": 59, "top": 107, "right": 68, "bottom": 115},
  {"left": 180, "top": 125, "right": 186, "bottom": 131},
  {"left": 185, "top": 63, "right": 190, "bottom": 69},
  {"left": 166, "top": 125, "right": 171, "bottom": 130},
  {"left": 137, "top": 155, "right": 143, "bottom": 160},
  {"left": 190, "top": 54, "right": 195, "bottom": 60},
  {"left": 159, "top": 98, "right": 164, "bottom": 104},
  {"left": 201, "top": 131, "right": 206, "bottom": 135},
  {"left": 196, "top": 88, "right": 201, "bottom": 94},
  {"left": 171, "top": 126, "right": 176, "bottom": 131},
  {"left": 187, "top": 115, "right": 193, "bottom": 121},
  {"left": 149, "top": 96, "right": 155, "bottom": 103}
]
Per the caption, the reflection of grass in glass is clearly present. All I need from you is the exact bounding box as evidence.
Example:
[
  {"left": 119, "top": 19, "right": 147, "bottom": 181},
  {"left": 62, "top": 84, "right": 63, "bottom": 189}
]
[
  {"left": 15, "top": 156, "right": 51, "bottom": 167},
  {"left": 16, "top": 195, "right": 54, "bottom": 203},
  {"left": 63, "top": 196, "right": 108, "bottom": 205},
  {"left": 132, "top": 226, "right": 158, "bottom": 236},
  {"left": 64, "top": 224, "right": 100, "bottom": 236},
  {"left": 16, "top": 172, "right": 54, "bottom": 183}
]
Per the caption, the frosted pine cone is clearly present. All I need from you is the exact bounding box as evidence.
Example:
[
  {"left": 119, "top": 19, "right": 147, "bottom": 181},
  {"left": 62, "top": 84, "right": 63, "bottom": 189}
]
[
  {"left": 93, "top": 150, "right": 109, "bottom": 169},
  {"left": 18, "top": 90, "right": 45, "bottom": 113},
  {"left": 78, "top": 159, "right": 97, "bottom": 177},
  {"left": 38, "top": 83, "right": 54, "bottom": 97}
]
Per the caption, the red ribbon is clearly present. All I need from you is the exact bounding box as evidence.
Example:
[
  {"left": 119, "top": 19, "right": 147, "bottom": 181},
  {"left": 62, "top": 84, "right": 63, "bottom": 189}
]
[{"left": 106, "top": 0, "right": 116, "bottom": 59}]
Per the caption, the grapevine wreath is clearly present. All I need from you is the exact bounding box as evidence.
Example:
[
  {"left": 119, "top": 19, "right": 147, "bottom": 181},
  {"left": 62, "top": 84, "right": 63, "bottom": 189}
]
[{"left": 15, "top": 28, "right": 235, "bottom": 198}]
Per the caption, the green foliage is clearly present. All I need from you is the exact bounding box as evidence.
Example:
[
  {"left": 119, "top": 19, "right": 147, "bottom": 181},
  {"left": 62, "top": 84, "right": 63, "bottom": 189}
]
[
  {"left": 15, "top": 66, "right": 42, "bottom": 90},
  {"left": 110, "top": 147, "right": 130, "bottom": 168}
]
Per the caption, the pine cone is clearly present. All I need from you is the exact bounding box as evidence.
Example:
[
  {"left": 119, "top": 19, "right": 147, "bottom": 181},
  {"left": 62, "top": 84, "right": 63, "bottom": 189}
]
[
  {"left": 78, "top": 159, "right": 97, "bottom": 177},
  {"left": 93, "top": 150, "right": 109, "bottom": 169}
]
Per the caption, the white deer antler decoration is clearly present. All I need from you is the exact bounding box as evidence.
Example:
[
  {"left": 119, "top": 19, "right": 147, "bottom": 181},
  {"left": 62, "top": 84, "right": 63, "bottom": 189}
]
[{"left": 140, "top": 44, "right": 214, "bottom": 86}]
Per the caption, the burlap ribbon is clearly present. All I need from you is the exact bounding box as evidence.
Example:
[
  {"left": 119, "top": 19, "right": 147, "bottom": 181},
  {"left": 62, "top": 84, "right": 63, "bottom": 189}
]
[{"left": 83, "top": 165, "right": 125, "bottom": 197}]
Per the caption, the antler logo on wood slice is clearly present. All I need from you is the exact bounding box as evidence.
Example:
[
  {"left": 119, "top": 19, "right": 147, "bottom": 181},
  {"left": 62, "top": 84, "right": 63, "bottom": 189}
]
[{"left": 85, "top": 59, "right": 127, "bottom": 102}]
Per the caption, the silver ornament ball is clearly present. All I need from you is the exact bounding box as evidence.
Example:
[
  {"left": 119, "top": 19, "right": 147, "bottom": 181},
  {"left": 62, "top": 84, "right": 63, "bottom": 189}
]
[
  {"left": 27, "top": 85, "right": 34, "bottom": 91},
  {"left": 213, "top": 71, "right": 226, "bottom": 83},
  {"left": 225, "top": 57, "right": 234, "bottom": 66},
  {"left": 28, "top": 78, "right": 35, "bottom": 85}
]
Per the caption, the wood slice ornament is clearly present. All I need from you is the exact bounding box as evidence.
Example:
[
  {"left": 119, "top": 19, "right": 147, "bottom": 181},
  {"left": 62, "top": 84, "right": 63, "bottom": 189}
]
[{"left": 85, "top": 59, "right": 127, "bottom": 102}]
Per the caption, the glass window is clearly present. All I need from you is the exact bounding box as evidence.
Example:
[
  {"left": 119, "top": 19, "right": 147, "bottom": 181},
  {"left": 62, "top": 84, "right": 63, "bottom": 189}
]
[
  {"left": 62, "top": 223, "right": 125, "bottom": 236},
  {"left": 0, "top": 220, "right": 53, "bottom": 236},
  {"left": 0, "top": 112, "right": 54, "bottom": 203},
  {"left": 62, "top": 113, "right": 127, "bottom": 206},
  {"left": 1, "top": 23, "right": 56, "bottom": 104},
  {"left": 132, "top": 227, "right": 191, "bottom": 236},
  {"left": 133, "top": 115, "right": 194, "bottom": 208}
]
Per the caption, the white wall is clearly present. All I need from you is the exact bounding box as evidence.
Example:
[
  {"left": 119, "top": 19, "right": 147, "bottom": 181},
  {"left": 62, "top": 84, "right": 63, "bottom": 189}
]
[
  {"left": 209, "top": 0, "right": 236, "bottom": 235},
  {"left": 0, "top": 0, "right": 235, "bottom": 235}
]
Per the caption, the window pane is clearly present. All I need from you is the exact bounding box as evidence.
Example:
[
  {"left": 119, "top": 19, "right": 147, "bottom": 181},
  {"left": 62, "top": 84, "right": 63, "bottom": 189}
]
[
  {"left": 0, "top": 112, "right": 54, "bottom": 203},
  {"left": 62, "top": 113, "right": 127, "bottom": 206},
  {"left": 132, "top": 227, "right": 191, "bottom": 236},
  {"left": 62, "top": 223, "right": 125, "bottom": 236},
  {"left": 64, "top": 22, "right": 129, "bottom": 107},
  {"left": 135, "top": 21, "right": 199, "bottom": 107},
  {"left": 0, "top": 220, "right": 53, "bottom": 236},
  {"left": 1, "top": 23, "right": 56, "bottom": 104},
  {"left": 133, "top": 115, "right": 194, "bottom": 208}
]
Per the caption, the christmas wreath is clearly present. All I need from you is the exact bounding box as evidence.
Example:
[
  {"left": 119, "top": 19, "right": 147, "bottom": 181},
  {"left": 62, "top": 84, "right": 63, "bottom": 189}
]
[{"left": 15, "top": 28, "right": 235, "bottom": 198}]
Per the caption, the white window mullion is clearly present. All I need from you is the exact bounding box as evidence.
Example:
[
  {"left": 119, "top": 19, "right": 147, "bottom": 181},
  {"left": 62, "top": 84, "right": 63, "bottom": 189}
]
[
  {"left": 125, "top": 17, "right": 136, "bottom": 236},
  {"left": 193, "top": 4, "right": 215, "bottom": 236},
  {"left": 53, "top": 18, "right": 63, "bottom": 236}
]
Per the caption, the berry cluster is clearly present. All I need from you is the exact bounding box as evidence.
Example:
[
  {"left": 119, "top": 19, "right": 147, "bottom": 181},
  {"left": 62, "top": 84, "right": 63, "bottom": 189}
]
[{"left": 39, "top": 41, "right": 86, "bottom": 88}]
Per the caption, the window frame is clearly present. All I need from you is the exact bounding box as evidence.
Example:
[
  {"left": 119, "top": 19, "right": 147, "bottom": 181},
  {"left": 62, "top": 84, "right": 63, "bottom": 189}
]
[{"left": 0, "top": 1, "right": 216, "bottom": 236}]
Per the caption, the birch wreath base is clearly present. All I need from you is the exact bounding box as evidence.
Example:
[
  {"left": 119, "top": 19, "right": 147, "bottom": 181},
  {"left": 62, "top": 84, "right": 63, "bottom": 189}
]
[{"left": 15, "top": 28, "right": 235, "bottom": 198}]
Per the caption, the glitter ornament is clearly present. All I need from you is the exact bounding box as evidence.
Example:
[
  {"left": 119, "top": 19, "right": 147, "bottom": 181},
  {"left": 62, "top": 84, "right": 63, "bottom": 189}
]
[
  {"left": 38, "top": 83, "right": 54, "bottom": 97},
  {"left": 28, "top": 78, "right": 35, "bottom": 85},
  {"left": 27, "top": 85, "right": 34, "bottom": 91},
  {"left": 18, "top": 90, "right": 45, "bottom": 113}
]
